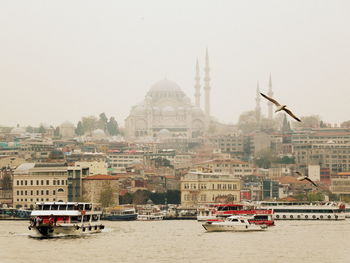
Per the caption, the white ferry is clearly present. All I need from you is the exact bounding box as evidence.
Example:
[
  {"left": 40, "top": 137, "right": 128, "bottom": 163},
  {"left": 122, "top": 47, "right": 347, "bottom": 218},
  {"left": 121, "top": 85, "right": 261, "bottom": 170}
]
[
  {"left": 28, "top": 202, "right": 105, "bottom": 236},
  {"left": 259, "top": 201, "right": 346, "bottom": 220}
]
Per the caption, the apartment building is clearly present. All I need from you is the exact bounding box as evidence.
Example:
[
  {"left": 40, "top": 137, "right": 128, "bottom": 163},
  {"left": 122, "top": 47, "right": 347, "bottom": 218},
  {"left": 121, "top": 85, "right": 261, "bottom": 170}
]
[
  {"left": 13, "top": 163, "right": 89, "bottom": 208},
  {"left": 181, "top": 171, "right": 241, "bottom": 207}
]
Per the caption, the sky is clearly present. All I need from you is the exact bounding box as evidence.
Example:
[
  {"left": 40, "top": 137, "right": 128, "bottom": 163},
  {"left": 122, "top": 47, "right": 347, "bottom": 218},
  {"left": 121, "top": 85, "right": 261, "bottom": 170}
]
[{"left": 0, "top": 0, "right": 349, "bottom": 128}]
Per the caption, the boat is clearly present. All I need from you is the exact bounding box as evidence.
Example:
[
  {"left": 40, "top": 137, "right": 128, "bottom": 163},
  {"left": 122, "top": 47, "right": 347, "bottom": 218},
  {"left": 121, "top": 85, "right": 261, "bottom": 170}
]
[
  {"left": 259, "top": 201, "right": 346, "bottom": 220},
  {"left": 137, "top": 205, "right": 164, "bottom": 221},
  {"left": 102, "top": 206, "right": 138, "bottom": 221},
  {"left": 197, "top": 204, "right": 274, "bottom": 226},
  {"left": 202, "top": 215, "right": 267, "bottom": 232},
  {"left": 345, "top": 205, "right": 350, "bottom": 218},
  {"left": 0, "top": 208, "right": 31, "bottom": 220},
  {"left": 28, "top": 202, "right": 104, "bottom": 237}
]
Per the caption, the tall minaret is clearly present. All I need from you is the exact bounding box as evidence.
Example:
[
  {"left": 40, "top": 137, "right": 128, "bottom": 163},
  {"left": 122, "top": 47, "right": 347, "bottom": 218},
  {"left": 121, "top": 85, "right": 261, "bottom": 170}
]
[
  {"left": 255, "top": 81, "right": 261, "bottom": 122},
  {"left": 194, "top": 58, "right": 201, "bottom": 107},
  {"left": 268, "top": 74, "right": 273, "bottom": 119},
  {"left": 204, "top": 48, "right": 211, "bottom": 119}
]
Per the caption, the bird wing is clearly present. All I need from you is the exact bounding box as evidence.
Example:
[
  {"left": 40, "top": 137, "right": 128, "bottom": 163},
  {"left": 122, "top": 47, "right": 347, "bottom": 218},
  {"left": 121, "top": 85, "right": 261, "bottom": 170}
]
[
  {"left": 295, "top": 171, "right": 302, "bottom": 176},
  {"left": 305, "top": 177, "right": 318, "bottom": 188},
  {"left": 283, "top": 108, "right": 301, "bottom": 122},
  {"left": 260, "top": 93, "right": 281, "bottom": 106}
]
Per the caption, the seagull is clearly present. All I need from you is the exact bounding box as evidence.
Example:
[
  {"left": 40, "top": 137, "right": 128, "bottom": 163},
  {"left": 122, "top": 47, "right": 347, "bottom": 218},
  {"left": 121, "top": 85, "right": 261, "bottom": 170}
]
[
  {"left": 295, "top": 171, "right": 318, "bottom": 187},
  {"left": 260, "top": 93, "right": 301, "bottom": 122}
]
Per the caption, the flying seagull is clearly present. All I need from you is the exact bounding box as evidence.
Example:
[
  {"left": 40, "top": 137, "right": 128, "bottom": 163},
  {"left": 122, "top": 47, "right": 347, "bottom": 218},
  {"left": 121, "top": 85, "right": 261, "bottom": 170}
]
[
  {"left": 295, "top": 171, "right": 318, "bottom": 187},
  {"left": 260, "top": 93, "right": 301, "bottom": 122}
]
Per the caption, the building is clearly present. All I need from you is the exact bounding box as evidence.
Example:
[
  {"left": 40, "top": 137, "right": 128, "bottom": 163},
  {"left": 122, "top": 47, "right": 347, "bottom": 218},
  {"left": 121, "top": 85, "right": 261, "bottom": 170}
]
[
  {"left": 210, "top": 134, "right": 244, "bottom": 158},
  {"left": 180, "top": 171, "right": 241, "bottom": 207},
  {"left": 330, "top": 173, "right": 350, "bottom": 200},
  {"left": 262, "top": 179, "right": 279, "bottom": 200},
  {"left": 59, "top": 121, "right": 75, "bottom": 138},
  {"left": 75, "top": 161, "right": 107, "bottom": 176},
  {"left": 125, "top": 79, "right": 208, "bottom": 140},
  {"left": 192, "top": 159, "right": 254, "bottom": 178},
  {"left": 13, "top": 163, "right": 89, "bottom": 208},
  {"left": 82, "top": 175, "right": 119, "bottom": 206}
]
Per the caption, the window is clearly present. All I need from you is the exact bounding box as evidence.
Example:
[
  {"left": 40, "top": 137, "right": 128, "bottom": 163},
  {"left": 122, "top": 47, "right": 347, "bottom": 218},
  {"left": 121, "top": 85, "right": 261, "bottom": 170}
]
[
  {"left": 36, "top": 190, "right": 39, "bottom": 195},
  {"left": 16, "top": 181, "right": 19, "bottom": 186},
  {"left": 36, "top": 180, "right": 39, "bottom": 185},
  {"left": 20, "top": 181, "right": 23, "bottom": 185},
  {"left": 25, "top": 191, "right": 27, "bottom": 195},
  {"left": 25, "top": 180, "right": 27, "bottom": 186},
  {"left": 17, "top": 191, "right": 19, "bottom": 195},
  {"left": 30, "top": 180, "right": 33, "bottom": 185},
  {"left": 57, "top": 180, "right": 60, "bottom": 185},
  {"left": 20, "top": 191, "right": 23, "bottom": 195},
  {"left": 61, "top": 180, "right": 65, "bottom": 185},
  {"left": 41, "top": 190, "right": 44, "bottom": 195},
  {"left": 46, "top": 190, "right": 49, "bottom": 195},
  {"left": 57, "top": 188, "right": 64, "bottom": 192},
  {"left": 46, "top": 180, "right": 49, "bottom": 185},
  {"left": 53, "top": 190, "right": 56, "bottom": 195},
  {"left": 53, "top": 180, "right": 56, "bottom": 185},
  {"left": 41, "top": 180, "right": 44, "bottom": 185},
  {"left": 30, "top": 190, "right": 33, "bottom": 195}
]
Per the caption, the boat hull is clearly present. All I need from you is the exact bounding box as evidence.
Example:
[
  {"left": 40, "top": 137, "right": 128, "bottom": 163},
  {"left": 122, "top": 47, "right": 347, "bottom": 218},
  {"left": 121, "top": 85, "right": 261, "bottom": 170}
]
[
  {"left": 202, "top": 223, "right": 266, "bottom": 232},
  {"left": 102, "top": 214, "right": 138, "bottom": 221},
  {"left": 29, "top": 224, "right": 105, "bottom": 237}
]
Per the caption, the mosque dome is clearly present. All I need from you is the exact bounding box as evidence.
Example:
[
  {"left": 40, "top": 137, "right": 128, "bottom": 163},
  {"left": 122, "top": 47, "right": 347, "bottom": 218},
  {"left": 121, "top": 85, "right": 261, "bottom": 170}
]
[{"left": 147, "top": 79, "right": 185, "bottom": 100}]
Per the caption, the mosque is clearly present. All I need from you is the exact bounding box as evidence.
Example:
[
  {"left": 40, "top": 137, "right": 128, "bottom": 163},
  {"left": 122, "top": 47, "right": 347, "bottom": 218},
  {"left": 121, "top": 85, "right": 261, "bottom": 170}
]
[{"left": 125, "top": 50, "right": 212, "bottom": 140}]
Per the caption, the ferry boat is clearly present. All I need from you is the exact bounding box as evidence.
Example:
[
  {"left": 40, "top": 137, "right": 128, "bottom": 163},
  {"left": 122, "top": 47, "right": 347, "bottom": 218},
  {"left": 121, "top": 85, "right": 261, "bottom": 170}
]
[
  {"left": 28, "top": 202, "right": 104, "bottom": 236},
  {"left": 197, "top": 204, "right": 274, "bottom": 226},
  {"left": 0, "top": 208, "right": 31, "bottom": 220},
  {"left": 202, "top": 215, "right": 267, "bottom": 232},
  {"left": 102, "top": 206, "right": 138, "bottom": 221},
  {"left": 137, "top": 205, "right": 164, "bottom": 221},
  {"left": 259, "top": 201, "right": 346, "bottom": 220}
]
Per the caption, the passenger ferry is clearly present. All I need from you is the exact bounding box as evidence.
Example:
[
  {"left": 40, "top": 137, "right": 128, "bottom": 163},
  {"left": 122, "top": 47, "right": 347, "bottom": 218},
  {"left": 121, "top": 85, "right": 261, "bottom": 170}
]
[
  {"left": 259, "top": 201, "right": 346, "bottom": 220},
  {"left": 197, "top": 204, "right": 274, "bottom": 226},
  {"left": 102, "top": 206, "right": 138, "bottom": 221},
  {"left": 28, "top": 202, "right": 104, "bottom": 236}
]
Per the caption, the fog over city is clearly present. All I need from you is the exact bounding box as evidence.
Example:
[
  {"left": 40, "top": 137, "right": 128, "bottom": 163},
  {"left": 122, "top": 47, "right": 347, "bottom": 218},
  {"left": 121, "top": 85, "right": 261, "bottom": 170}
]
[{"left": 1, "top": 0, "right": 349, "bottom": 127}]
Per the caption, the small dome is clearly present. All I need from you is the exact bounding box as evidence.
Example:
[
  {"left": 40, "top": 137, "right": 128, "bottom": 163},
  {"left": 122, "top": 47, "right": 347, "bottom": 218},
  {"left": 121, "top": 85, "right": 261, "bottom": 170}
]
[
  {"left": 92, "top": 129, "right": 106, "bottom": 138},
  {"left": 158, "top": 129, "right": 171, "bottom": 137}
]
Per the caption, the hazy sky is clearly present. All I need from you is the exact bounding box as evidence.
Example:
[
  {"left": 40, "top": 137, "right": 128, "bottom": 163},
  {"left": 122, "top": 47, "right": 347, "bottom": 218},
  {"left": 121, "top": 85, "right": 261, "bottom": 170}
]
[{"left": 1, "top": 0, "right": 349, "bottom": 127}]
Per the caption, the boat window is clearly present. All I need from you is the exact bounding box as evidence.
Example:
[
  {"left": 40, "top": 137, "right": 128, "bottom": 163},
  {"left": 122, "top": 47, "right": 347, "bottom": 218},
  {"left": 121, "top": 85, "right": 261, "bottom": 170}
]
[
  {"left": 67, "top": 205, "right": 74, "bottom": 210},
  {"left": 51, "top": 205, "right": 59, "bottom": 210},
  {"left": 240, "top": 220, "right": 245, "bottom": 223},
  {"left": 43, "top": 205, "right": 50, "bottom": 210},
  {"left": 59, "top": 205, "right": 67, "bottom": 210},
  {"left": 231, "top": 219, "right": 238, "bottom": 222},
  {"left": 83, "top": 215, "right": 90, "bottom": 222},
  {"left": 85, "top": 204, "right": 92, "bottom": 211},
  {"left": 70, "top": 216, "right": 80, "bottom": 223},
  {"left": 78, "top": 204, "right": 84, "bottom": 211}
]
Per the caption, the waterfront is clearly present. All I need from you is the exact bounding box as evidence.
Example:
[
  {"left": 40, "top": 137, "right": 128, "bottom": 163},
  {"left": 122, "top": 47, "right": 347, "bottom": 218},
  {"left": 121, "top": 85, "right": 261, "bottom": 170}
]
[{"left": 1, "top": 220, "right": 350, "bottom": 263}]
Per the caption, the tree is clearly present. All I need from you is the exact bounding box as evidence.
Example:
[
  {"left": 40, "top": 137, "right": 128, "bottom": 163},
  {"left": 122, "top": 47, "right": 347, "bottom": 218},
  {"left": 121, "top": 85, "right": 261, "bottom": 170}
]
[
  {"left": 82, "top": 116, "right": 98, "bottom": 135},
  {"left": 254, "top": 149, "right": 277, "bottom": 169},
  {"left": 75, "top": 121, "right": 84, "bottom": 136},
  {"left": 38, "top": 124, "right": 46, "bottom": 134},
  {"left": 26, "top": 126, "right": 34, "bottom": 133},
  {"left": 0, "top": 174, "right": 12, "bottom": 189},
  {"left": 133, "top": 190, "right": 150, "bottom": 205},
  {"left": 98, "top": 113, "right": 108, "bottom": 131},
  {"left": 107, "top": 117, "right": 119, "bottom": 136},
  {"left": 54, "top": 126, "right": 60, "bottom": 137},
  {"left": 119, "top": 192, "right": 133, "bottom": 204},
  {"left": 99, "top": 183, "right": 115, "bottom": 207}
]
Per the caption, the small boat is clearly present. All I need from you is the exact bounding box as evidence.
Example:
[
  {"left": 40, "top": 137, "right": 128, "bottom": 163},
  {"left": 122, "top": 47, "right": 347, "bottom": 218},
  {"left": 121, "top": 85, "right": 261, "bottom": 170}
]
[
  {"left": 103, "top": 206, "right": 138, "bottom": 221},
  {"left": 28, "top": 202, "right": 104, "bottom": 237},
  {"left": 202, "top": 216, "right": 267, "bottom": 232}
]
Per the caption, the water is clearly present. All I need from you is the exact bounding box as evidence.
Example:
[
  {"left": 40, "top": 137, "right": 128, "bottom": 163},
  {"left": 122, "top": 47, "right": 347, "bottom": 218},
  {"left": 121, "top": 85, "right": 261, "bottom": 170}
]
[{"left": 1, "top": 220, "right": 350, "bottom": 263}]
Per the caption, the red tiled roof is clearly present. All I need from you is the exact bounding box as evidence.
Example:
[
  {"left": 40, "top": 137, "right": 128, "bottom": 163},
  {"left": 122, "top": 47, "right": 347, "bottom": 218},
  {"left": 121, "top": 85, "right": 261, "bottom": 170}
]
[{"left": 83, "top": 174, "right": 119, "bottom": 180}]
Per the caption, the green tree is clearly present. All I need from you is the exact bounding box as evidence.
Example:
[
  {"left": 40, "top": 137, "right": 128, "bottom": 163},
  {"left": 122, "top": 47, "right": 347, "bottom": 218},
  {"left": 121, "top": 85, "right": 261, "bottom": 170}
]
[
  {"left": 254, "top": 149, "right": 277, "bottom": 169},
  {"left": 75, "top": 121, "right": 84, "bottom": 136},
  {"left": 166, "top": 190, "right": 181, "bottom": 204},
  {"left": 26, "top": 126, "right": 34, "bottom": 133},
  {"left": 133, "top": 190, "right": 150, "bottom": 205},
  {"left": 99, "top": 183, "right": 115, "bottom": 207},
  {"left": 82, "top": 116, "right": 98, "bottom": 135},
  {"left": 38, "top": 124, "right": 46, "bottom": 134},
  {"left": 0, "top": 174, "right": 12, "bottom": 189},
  {"left": 107, "top": 117, "right": 119, "bottom": 136},
  {"left": 54, "top": 126, "right": 60, "bottom": 137},
  {"left": 119, "top": 192, "right": 133, "bottom": 204},
  {"left": 98, "top": 113, "right": 108, "bottom": 131}
]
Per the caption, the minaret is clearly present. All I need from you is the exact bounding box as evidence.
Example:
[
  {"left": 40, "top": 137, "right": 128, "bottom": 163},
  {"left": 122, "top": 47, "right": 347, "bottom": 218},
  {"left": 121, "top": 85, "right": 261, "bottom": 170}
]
[
  {"left": 204, "top": 48, "right": 211, "bottom": 119},
  {"left": 255, "top": 81, "right": 261, "bottom": 122},
  {"left": 194, "top": 58, "right": 201, "bottom": 107},
  {"left": 268, "top": 74, "right": 273, "bottom": 119}
]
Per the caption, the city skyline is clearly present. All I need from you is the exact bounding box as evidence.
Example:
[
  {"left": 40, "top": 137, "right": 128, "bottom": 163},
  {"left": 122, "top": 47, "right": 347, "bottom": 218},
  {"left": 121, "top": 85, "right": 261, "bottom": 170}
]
[{"left": 1, "top": 1, "right": 350, "bottom": 127}]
